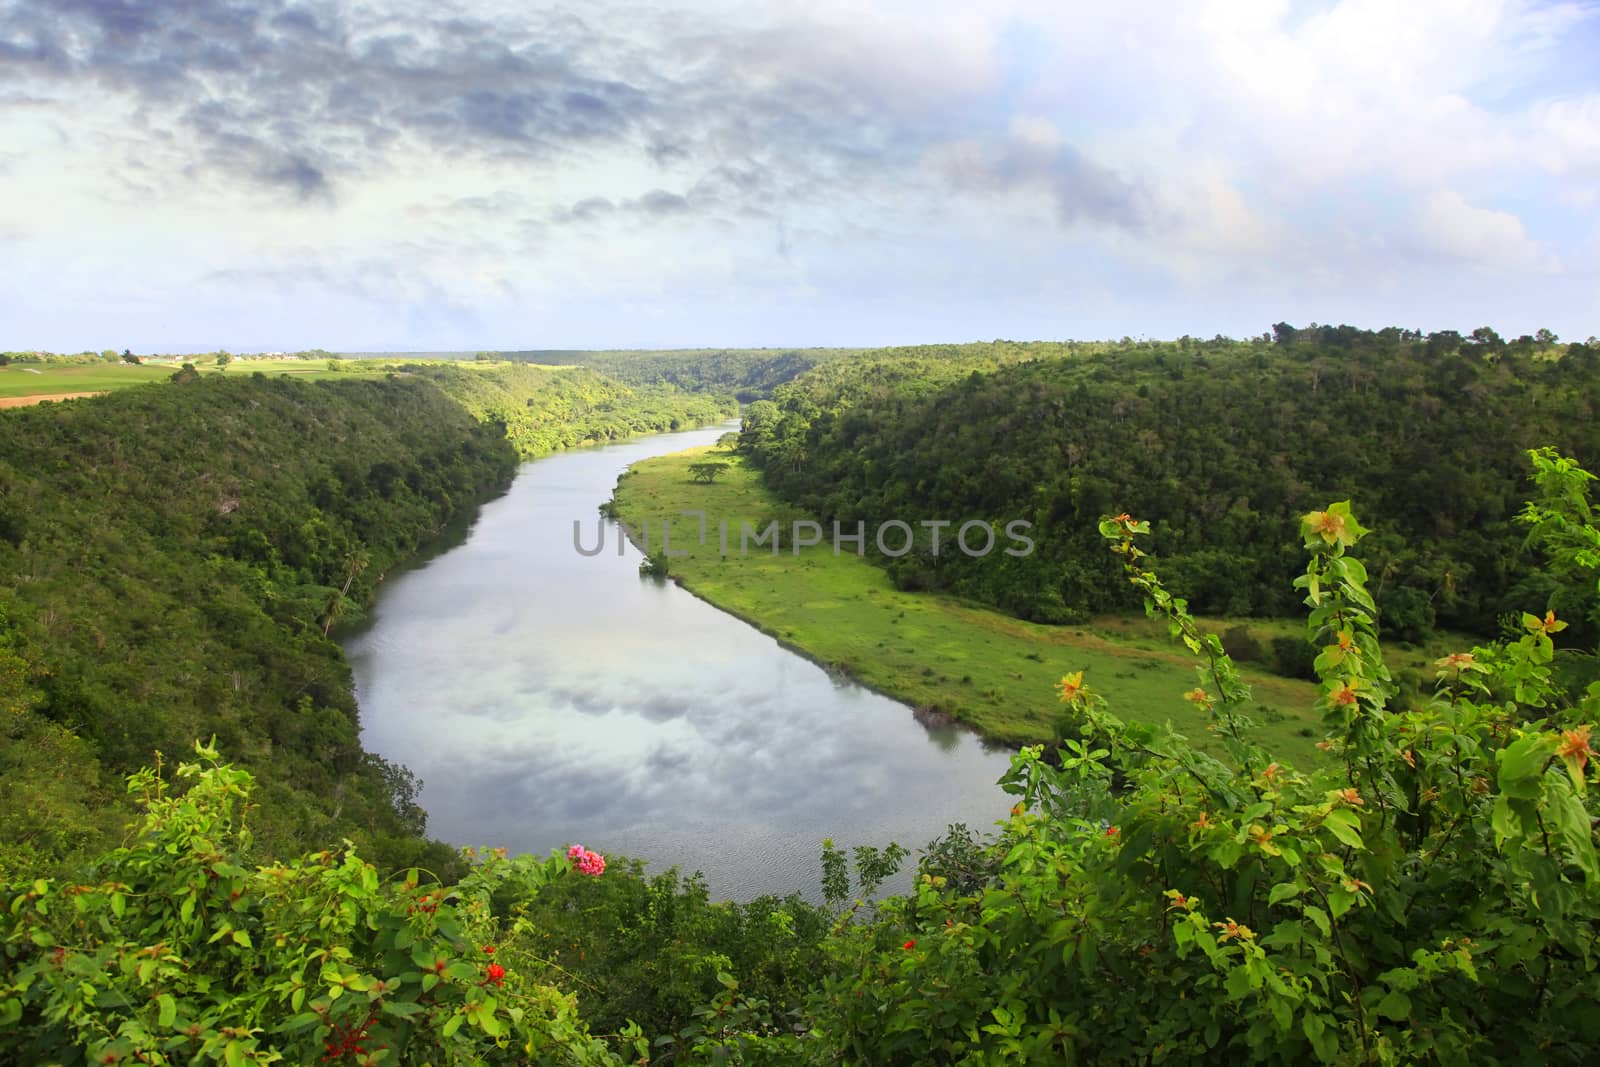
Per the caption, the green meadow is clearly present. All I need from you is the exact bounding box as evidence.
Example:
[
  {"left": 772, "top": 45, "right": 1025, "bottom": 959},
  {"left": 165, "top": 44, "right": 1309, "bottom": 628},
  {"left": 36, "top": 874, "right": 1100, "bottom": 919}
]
[
  {"left": 612, "top": 445, "right": 1324, "bottom": 765},
  {"left": 0, "top": 357, "right": 499, "bottom": 401},
  {"left": 0, "top": 362, "right": 173, "bottom": 397}
]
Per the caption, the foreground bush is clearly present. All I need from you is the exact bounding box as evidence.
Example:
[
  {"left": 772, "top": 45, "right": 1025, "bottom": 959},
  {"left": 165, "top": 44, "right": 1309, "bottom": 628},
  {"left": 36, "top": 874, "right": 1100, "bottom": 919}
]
[
  {"left": 784, "top": 450, "right": 1599, "bottom": 1065},
  {"left": 0, "top": 745, "right": 625, "bottom": 1065}
]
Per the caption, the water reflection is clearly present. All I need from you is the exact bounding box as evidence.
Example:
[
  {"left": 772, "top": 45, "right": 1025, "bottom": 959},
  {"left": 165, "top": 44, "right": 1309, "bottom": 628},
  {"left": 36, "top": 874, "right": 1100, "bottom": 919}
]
[{"left": 347, "top": 423, "right": 1014, "bottom": 899}]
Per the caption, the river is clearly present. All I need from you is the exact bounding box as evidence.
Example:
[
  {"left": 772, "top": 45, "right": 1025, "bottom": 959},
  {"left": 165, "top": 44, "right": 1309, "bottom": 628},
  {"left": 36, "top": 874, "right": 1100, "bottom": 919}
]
[{"left": 347, "top": 422, "right": 1016, "bottom": 899}]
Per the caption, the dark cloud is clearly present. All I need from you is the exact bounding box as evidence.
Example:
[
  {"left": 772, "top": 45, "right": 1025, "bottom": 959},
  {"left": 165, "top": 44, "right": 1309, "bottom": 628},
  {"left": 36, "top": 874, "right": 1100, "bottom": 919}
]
[
  {"left": 0, "top": 0, "right": 942, "bottom": 215},
  {"left": 568, "top": 196, "right": 614, "bottom": 221},
  {"left": 0, "top": 0, "right": 657, "bottom": 197},
  {"left": 940, "top": 128, "right": 1159, "bottom": 233},
  {"left": 631, "top": 188, "right": 690, "bottom": 216}
]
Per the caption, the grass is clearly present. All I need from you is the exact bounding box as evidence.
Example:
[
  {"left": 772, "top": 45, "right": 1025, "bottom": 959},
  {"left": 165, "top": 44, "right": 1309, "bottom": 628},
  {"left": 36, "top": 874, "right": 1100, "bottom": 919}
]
[
  {"left": 0, "top": 363, "right": 173, "bottom": 397},
  {"left": 0, "top": 358, "right": 433, "bottom": 400},
  {"left": 612, "top": 446, "right": 1325, "bottom": 765}
]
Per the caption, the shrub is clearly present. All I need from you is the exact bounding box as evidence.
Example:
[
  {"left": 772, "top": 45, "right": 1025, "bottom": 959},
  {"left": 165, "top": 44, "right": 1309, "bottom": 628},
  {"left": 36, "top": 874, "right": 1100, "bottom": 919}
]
[
  {"left": 783, "top": 453, "right": 1600, "bottom": 1065},
  {"left": 0, "top": 744, "right": 625, "bottom": 1065},
  {"left": 1221, "top": 624, "right": 1266, "bottom": 663}
]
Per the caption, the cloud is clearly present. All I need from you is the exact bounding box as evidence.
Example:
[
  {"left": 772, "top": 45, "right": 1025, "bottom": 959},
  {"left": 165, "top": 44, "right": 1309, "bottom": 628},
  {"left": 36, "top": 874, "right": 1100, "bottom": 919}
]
[
  {"left": 1412, "top": 189, "right": 1557, "bottom": 271},
  {"left": 2, "top": 0, "right": 1598, "bottom": 347}
]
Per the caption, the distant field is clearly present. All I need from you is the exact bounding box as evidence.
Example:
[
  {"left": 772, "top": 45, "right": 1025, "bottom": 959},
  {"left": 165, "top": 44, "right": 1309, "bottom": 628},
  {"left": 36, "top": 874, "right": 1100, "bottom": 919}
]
[
  {"left": 613, "top": 446, "right": 1324, "bottom": 765},
  {"left": 0, "top": 363, "right": 173, "bottom": 398},
  {"left": 0, "top": 357, "right": 440, "bottom": 402}
]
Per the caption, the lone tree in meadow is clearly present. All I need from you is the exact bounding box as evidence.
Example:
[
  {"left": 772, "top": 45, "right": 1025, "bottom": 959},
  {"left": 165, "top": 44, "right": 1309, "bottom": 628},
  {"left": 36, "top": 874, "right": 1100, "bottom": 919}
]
[{"left": 689, "top": 461, "right": 730, "bottom": 484}]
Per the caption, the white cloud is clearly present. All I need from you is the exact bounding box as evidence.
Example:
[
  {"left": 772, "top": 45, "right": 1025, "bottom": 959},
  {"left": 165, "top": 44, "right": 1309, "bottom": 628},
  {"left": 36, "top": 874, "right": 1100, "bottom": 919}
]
[{"left": 1413, "top": 189, "right": 1557, "bottom": 271}]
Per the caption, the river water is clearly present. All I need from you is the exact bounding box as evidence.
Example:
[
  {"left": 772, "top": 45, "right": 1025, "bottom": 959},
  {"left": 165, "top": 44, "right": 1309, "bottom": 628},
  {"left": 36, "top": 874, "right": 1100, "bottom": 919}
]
[{"left": 347, "top": 422, "right": 1015, "bottom": 899}]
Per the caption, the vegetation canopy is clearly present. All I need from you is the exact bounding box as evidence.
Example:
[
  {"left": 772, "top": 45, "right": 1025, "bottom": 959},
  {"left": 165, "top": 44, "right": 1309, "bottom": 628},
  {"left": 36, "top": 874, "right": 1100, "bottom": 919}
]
[{"left": 4, "top": 446, "right": 1598, "bottom": 1065}]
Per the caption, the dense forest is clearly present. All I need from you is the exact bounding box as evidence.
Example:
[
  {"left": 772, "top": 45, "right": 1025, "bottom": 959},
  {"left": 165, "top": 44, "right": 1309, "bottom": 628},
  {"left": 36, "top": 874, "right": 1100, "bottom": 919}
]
[
  {"left": 740, "top": 328, "right": 1600, "bottom": 648},
  {"left": 497, "top": 348, "right": 856, "bottom": 400},
  {"left": 415, "top": 362, "right": 737, "bottom": 457},
  {"left": 0, "top": 365, "right": 735, "bottom": 880},
  {"left": 5, "top": 334, "right": 1600, "bottom": 1063}
]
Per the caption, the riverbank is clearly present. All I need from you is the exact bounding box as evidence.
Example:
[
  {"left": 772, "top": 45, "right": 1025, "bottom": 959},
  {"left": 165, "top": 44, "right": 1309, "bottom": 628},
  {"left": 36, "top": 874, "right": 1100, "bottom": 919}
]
[{"left": 611, "top": 445, "right": 1324, "bottom": 764}]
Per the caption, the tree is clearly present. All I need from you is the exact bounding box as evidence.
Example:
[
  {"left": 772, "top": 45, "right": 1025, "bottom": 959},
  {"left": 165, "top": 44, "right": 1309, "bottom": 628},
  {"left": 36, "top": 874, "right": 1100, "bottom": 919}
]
[
  {"left": 1469, "top": 325, "right": 1505, "bottom": 349},
  {"left": 100, "top": 350, "right": 118, "bottom": 363},
  {"left": 121, "top": 350, "right": 139, "bottom": 365},
  {"left": 215, "top": 351, "right": 233, "bottom": 370},
  {"left": 689, "top": 462, "right": 729, "bottom": 483}
]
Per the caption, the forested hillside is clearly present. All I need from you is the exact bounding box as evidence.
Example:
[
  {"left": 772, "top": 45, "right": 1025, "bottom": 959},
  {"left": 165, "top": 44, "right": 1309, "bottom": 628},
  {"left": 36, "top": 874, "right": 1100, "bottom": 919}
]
[
  {"left": 498, "top": 348, "right": 852, "bottom": 400},
  {"left": 415, "top": 362, "right": 737, "bottom": 455},
  {"left": 741, "top": 328, "right": 1600, "bottom": 644},
  {"left": 0, "top": 366, "right": 735, "bottom": 880}
]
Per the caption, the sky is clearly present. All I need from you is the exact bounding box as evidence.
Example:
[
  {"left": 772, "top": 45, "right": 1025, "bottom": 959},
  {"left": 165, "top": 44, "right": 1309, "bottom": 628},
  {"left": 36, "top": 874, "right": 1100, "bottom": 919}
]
[{"left": 2, "top": 0, "right": 1598, "bottom": 352}]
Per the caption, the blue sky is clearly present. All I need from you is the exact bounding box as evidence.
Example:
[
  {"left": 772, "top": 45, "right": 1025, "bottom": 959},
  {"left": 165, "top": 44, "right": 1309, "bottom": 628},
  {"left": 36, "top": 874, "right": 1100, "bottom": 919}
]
[{"left": 2, "top": 0, "right": 1597, "bottom": 351}]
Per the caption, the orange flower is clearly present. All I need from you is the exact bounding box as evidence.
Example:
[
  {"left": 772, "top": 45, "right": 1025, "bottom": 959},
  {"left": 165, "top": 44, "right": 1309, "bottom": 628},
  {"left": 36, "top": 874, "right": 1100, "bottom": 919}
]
[
  {"left": 1189, "top": 811, "right": 1213, "bottom": 832},
  {"left": 1400, "top": 749, "right": 1416, "bottom": 768},
  {"left": 1305, "top": 509, "right": 1347, "bottom": 544},
  {"left": 1056, "top": 671, "right": 1089, "bottom": 704},
  {"left": 1338, "top": 788, "right": 1364, "bottom": 807},
  {"left": 1336, "top": 630, "right": 1355, "bottom": 653},
  {"left": 1214, "top": 919, "right": 1256, "bottom": 943},
  {"left": 1558, "top": 725, "right": 1593, "bottom": 774},
  {"left": 1434, "top": 652, "right": 1476, "bottom": 673},
  {"left": 1261, "top": 763, "right": 1282, "bottom": 783},
  {"left": 1328, "top": 680, "right": 1360, "bottom": 707},
  {"left": 1112, "top": 512, "right": 1134, "bottom": 528},
  {"left": 1183, "top": 687, "right": 1213, "bottom": 708}
]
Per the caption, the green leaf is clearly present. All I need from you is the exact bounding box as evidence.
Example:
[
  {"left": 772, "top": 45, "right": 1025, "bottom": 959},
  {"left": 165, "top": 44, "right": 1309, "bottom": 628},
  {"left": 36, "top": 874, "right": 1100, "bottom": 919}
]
[
  {"left": 1322, "top": 809, "right": 1364, "bottom": 850},
  {"left": 1268, "top": 881, "right": 1302, "bottom": 906},
  {"left": 1498, "top": 735, "right": 1554, "bottom": 800},
  {"left": 1375, "top": 990, "right": 1412, "bottom": 1021},
  {"left": 441, "top": 1012, "right": 464, "bottom": 1038},
  {"left": 1303, "top": 1013, "right": 1338, "bottom": 1063},
  {"left": 157, "top": 994, "right": 176, "bottom": 1028},
  {"left": 381, "top": 1000, "right": 424, "bottom": 1019}
]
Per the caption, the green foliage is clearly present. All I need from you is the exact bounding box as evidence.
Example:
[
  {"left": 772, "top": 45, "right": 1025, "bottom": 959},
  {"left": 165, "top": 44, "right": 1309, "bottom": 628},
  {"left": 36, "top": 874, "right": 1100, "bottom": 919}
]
[
  {"left": 498, "top": 348, "right": 854, "bottom": 401},
  {"left": 740, "top": 329, "right": 1600, "bottom": 638},
  {"left": 0, "top": 743, "right": 620, "bottom": 1065},
  {"left": 638, "top": 552, "right": 670, "bottom": 579},
  {"left": 0, "top": 375, "right": 514, "bottom": 877},
  {"left": 687, "top": 462, "right": 729, "bottom": 484},
  {"left": 510, "top": 858, "right": 828, "bottom": 1045},
  {"left": 412, "top": 362, "right": 737, "bottom": 460},
  {"left": 779, "top": 453, "right": 1600, "bottom": 1065}
]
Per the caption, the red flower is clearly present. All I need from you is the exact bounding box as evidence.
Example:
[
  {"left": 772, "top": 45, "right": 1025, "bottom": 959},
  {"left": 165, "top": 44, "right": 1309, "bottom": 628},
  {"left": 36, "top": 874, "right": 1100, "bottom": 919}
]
[
  {"left": 482, "top": 944, "right": 496, "bottom": 955},
  {"left": 902, "top": 940, "right": 916, "bottom": 951},
  {"left": 485, "top": 962, "right": 506, "bottom": 986},
  {"left": 1105, "top": 826, "right": 1119, "bottom": 838}
]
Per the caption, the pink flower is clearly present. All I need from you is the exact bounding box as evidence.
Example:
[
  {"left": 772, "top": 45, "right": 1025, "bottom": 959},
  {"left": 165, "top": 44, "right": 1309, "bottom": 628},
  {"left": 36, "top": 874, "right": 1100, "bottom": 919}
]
[{"left": 567, "top": 844, "right": 605, "bottom": 876}]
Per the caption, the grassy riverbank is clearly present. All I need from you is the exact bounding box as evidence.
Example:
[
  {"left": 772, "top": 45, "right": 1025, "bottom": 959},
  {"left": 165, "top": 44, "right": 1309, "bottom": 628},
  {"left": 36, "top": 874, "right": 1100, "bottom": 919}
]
[{"left": 611, "top": 445, "right": 1323, "bottom": 764}]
